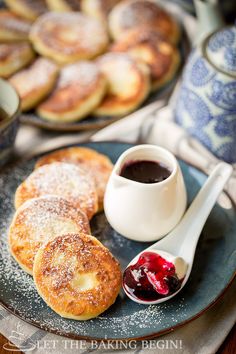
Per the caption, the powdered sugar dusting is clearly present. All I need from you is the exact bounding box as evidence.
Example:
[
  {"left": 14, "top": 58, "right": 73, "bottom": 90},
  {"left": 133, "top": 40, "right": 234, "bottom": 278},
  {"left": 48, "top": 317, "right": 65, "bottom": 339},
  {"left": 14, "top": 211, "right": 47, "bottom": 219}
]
[
  {"left": 32, "top": 12, "right": 109, "bottom": 55},
  {"left": 0, "top": 151, "right": 188, "bottom": 339},
  {"left": 59, "top": 62, "right": 99, "bottom": 89},
  {"left": 9, "top": 58, "right": 58, "bottom": 96},
  {"left": 18, "top": 162, "right": 97, "bottom": 219},
  {"left": 0, "top": 12, "right": 31, "bottom": 34},
  {"left": 0, "top": 42, "right": 31, "bottom": 61}
]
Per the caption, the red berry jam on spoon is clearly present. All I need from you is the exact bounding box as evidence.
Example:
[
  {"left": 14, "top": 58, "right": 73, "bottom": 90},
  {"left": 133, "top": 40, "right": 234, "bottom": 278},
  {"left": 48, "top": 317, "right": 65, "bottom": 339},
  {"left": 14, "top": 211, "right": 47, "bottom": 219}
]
[{"left": 123, "top": 251, "right": 183, "bottom": 302}]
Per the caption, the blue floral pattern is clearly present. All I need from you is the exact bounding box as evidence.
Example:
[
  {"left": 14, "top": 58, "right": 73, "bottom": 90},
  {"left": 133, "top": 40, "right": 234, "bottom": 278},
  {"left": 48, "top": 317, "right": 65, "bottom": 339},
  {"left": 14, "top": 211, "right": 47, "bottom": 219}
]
[
  {"left": 208, "top": 28, "right": 235, "bottom": 52},
  {"left": 206, "top": 26, "right": 236, "bottom": 75},
  {"left": 190, "top": 58, "right": 215, "bottom": 87},
  {"left": 176, "top": 87, "right": 212, "bottom": 125},
  {"left": 175, "top": 29, "right": 236, "bottom": 164},
  {"left": 216, "top": 142, "right": 236, "bottom": 163},
  {"left": 225, "top": 47, "right": 236, "bottom": 72},
  {"left": 208, "top": 80, "right": 236, "bottom": 111}
]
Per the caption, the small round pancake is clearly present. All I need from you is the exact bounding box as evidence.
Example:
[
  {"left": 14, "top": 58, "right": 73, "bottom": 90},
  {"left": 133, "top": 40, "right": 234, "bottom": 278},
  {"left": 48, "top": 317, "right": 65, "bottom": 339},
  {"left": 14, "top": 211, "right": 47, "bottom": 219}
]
[
  {"left": 15, "top": 162, "right": 98, "bottom": 220},
  {"left": 37, "top": 61, "right": 107, "bottom": 123},
  {"left": 9, "top": 58, "right": 58, "bottom": 111},
  {"left": 108, "top": 0, "right": 180, "bottom": 45},
  {"left": 0, "top": 42, "right": 34, "bottom": 78},
  {"left": 35, "top": 147, "right": 113, "bottom": 211},
  {"left": 111, "top": 29, "right": 180, "bottom": 90},
  {"left": 46, "top": 0, "right": 80, "bottom": 12},
  {"left": 93, "top": 53, "right": 150, "bottom": 117},
  {"left": 8, "top": 196, "right": 90, "bottom": 275},
  {"left": 81, "top": 0, "right": 120, "bottom": 22},
  {"left": 33, "top": 233, "right": 122, "bottom": 320},
  {"left": 4, "top": 0, "right": 48, "bottom": 21},
  {"left": 30, "top": 12, "right": 109, "bottom": 64},
  {"left": 0, "top": 10, "right": 31, "bottom": 42}
]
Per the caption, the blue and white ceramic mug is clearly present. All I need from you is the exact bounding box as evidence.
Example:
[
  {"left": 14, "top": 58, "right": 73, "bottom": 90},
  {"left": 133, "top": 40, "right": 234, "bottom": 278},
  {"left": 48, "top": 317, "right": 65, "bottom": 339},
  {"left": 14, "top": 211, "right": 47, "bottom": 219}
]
[
  {"left": 175, "top": 26, "right": 236, "bottom": 163},
  {"left": 0, "top": 79, "right": 20, "bottom": 167}
]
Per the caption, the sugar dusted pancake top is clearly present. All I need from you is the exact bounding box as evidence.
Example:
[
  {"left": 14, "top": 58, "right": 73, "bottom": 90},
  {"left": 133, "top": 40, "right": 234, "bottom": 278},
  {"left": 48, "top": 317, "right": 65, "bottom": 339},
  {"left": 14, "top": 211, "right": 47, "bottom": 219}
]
[
  {"left": 8, "top": 196, "right": 90, "bottom": 274},
  {"left": 30, "top": 12, "right": 109, "bottom": 61},
  {"left": 35, "top": 147, "right": 113, "bottom": 210},
  {"left": 15, "top": 162, "right": 98, "bottom": 220},
  {"left": 33, "top": 233, "right": 122, "bottom": 320}
]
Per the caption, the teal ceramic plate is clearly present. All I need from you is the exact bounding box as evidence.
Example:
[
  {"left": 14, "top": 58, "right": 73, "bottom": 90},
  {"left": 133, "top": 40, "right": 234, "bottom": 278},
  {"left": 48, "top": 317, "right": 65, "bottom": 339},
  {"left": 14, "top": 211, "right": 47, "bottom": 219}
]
[{"left": 0, "top": 142, "right": 235, "bottom": 340}]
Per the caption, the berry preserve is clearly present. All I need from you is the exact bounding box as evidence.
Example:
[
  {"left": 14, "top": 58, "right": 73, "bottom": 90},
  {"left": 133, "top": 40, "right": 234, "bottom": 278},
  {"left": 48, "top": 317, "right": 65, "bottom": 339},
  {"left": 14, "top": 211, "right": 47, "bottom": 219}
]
[
  {"left": 120, "top": 160, "right": 171, "bottom": 184},
  {"left": 123, "top": 251, "right": 182, "bottom": 301}
]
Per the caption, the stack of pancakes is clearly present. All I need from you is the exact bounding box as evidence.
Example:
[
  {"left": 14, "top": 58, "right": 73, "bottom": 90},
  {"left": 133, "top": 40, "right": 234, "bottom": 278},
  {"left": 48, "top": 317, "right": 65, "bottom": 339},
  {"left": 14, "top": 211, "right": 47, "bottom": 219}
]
[
  {"left": 8, "top": 146, "right": 123, "bottom": 320},
  {"left": 1, "top": 0, "right": 181, "bottom": 123}
]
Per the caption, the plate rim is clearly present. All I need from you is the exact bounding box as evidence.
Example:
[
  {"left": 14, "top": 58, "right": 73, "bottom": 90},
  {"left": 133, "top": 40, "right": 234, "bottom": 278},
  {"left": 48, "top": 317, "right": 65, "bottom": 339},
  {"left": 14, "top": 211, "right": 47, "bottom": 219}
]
[{"left": 0, "top": 140, "right": 235, "bottom": 341}]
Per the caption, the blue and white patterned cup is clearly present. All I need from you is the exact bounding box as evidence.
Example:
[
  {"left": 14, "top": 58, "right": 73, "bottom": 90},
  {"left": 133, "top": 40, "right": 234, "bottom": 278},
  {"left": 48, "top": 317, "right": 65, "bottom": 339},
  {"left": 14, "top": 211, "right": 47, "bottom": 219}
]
[
  {"left": 175, "top": 26, "right": 236, "bottom": 163},
  {"left": 0, "top": 79, "right": 20, "bottom": 167}
]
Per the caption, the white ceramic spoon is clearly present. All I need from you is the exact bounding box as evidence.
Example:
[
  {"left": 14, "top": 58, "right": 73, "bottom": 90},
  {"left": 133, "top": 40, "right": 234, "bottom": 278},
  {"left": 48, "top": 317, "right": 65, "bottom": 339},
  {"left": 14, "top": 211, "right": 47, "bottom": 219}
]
[{"left": 123, "top": 162, "right": 233, "bottom": 305}]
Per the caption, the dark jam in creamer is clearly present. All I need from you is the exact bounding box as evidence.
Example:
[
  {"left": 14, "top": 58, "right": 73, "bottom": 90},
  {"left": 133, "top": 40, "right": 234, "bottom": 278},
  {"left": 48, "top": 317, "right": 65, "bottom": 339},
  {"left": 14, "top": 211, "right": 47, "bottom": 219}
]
[
  {"left": 123, "top": 252, "right": 182, "bottom": 301},
  {"left": 120, "top": 160, "right": 171, "bottom": 184}
]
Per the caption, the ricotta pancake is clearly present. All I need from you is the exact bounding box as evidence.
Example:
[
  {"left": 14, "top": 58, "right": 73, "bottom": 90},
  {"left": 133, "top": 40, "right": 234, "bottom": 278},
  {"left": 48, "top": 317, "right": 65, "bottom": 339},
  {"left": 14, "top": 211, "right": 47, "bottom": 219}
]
[
  {"left": 9, "top": 58, "right": 58, "bottom": 111},
  {"left": 0, "top": 10, "right": 31, "bottom": 42},
  {"left": 4, "top": 0, "right": 48, "bottom": 21},
  {"left": 46, "top": 0, "right": 80, "bottom": 12},
  {"left": 33, "top": 233, "right": 122, "bottom": 320},
  {"left": 35, "top": 147, "right": 113, "bottom": 211},
  {"left": 111, "top": 29, "right": 180, "bottom": 90},
  {"left": 0, "top": 42, "right": 34, "bottom": 78},
  {"left": 37, "top": 62, "right": 107, "bottom": 123},
  {"left": 8, "top": 196, "right": 90, "bottom": 275},
  {"left": 30, "top": 12, "right": 109, "bottom": 64},
  {"left": 14, "top": 162, "right": 98, "bottom": 220},
  {"left": 94, "top": 53, "right": 150, "bottom": 116},
  {"left": 81, "top": 0, "right": 120, "bottom": 22},
  {"left": 109, "top": 0, "right": 180, "bottom": 44}
]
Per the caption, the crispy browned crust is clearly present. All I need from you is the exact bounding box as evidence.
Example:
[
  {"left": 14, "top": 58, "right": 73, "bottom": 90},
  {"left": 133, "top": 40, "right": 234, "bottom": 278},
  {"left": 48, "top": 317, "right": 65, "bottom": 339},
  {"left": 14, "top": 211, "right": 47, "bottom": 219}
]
[
  {"left": 8, "top": 196, "right": 90, "bottom": 275},
  {"left": 14, "top": 162, "right": 98, "bottom": 220},
  {"left": 35, "top": 147, "right": 113, "bottom": 211},
  {"left": 0, "top": 42, "right": 34, "bottom": 78},
  {"left": 111, "top": 29, "right": 180, "bottom": 90},
  {"left": 46, "top": 0, "right": 80, "bottom": 11},
  {"left": 0, "top": 10, "right": 31, "bottom": 41},
  {"left": 94, "top": 52, "right": 150, "bottom": 116},
  {"left": 30, "top": 12, "right": 109, "bottom": 63},
  {"left": 33, "top": 233, "right": 122, "bottom": 320},
  {"left": 38, "top": 63, "right": 105, "bottom": 113},
  {"left": 9, "top": 58, "right": 59, "bottom": 111},
  {"left": 109, "top": 0, "right": 180, "bottom": 45},
  {"left": 4, "top": 0, "right": 48, "bottom": 21},
  {"left": 81, "top": 0, "right": 120, "bottom": 21}
]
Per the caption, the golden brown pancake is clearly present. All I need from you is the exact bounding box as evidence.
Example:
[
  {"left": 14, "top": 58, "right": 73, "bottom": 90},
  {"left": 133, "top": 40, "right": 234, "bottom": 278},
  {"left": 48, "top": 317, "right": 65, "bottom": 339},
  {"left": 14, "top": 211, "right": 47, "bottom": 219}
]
[
  {"left": 0, "top": 42, "right": 34, "bottom": 78},
  {"left": 111, "top": 29, "right": 180, "bottom": 90},
  {"left": 8, "top": 196, "right": 90, "bottom": 275},
  {"left": 33, "top": 233, "right": 122, "bottom": 320},
  {"left": 46, "top": 0, "right": 80, "bottom": 12},
  {"left": 9, "top": 57, "right": 58, "bottom": 111},
  {"left": 81, "top": 0, "right": 120, "bottom": 22},
  {"left": 4, "top": 0, "right": 48, "bottom": 21},
  {"left": 15, "top": 162, "right": 98, "bottom": 220},
  {"left": 35, "top": 147, "right": 113, "bottom": 211},
  {"left": 93, "top": 52, "right": 150, "bottom": 117},
  {"left": 0, "top": 10, "right": 31, "bottom": 42},
  {"left": 37, "top": 61, "right": 107, "bottom": 123},
  {"left": 108, "top": 0, "right": 180, "bottom": 45},
  {"left": 30, "top": 12, "right": 109, "bottom": 64}
]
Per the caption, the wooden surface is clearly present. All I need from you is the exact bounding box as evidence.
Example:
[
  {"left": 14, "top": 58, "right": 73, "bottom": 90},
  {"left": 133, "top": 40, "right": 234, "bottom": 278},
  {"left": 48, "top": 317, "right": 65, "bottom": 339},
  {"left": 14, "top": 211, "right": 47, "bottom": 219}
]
[{"left": 0, "top": 324, "right": 235, "bottom": 353}]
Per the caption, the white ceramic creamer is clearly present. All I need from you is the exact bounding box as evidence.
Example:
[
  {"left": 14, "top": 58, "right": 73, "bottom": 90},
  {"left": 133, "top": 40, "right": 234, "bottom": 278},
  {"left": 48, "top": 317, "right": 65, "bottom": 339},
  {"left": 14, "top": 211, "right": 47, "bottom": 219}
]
[{"left": 104, "top": 145, "right": 187, "bottom": 242}]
